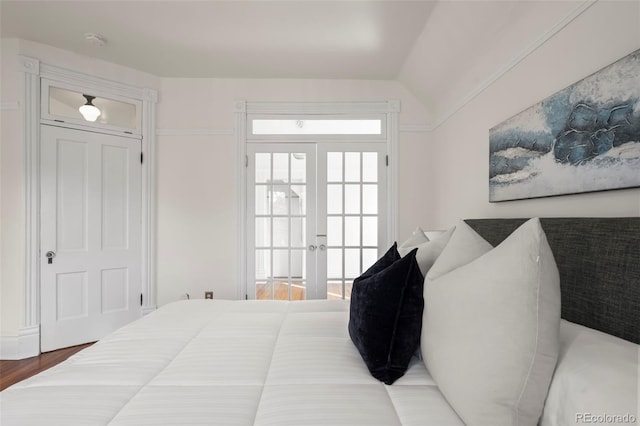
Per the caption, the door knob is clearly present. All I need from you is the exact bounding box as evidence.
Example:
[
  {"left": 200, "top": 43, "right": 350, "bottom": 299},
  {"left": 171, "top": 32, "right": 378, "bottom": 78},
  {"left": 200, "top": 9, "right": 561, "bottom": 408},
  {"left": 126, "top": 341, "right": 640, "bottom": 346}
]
[
  {"left": 45, "top": 251, "right": 56, "bottom": 264},
  {"left": 308, "top": 245, "right": 317, "bottom": 251},
  {"left": 319, "top": 244, "right": 326, "bottom": 251}
]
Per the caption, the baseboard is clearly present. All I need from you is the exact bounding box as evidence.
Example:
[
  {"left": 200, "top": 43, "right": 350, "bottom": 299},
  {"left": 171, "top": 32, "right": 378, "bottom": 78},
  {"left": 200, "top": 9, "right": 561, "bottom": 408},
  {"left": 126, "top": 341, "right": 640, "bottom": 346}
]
[
  {"left": 142, "top": 306, "right": 157, "bottom": 316},
  {"left": 0, "top": 326, "right": 40, "bottom": 360}
]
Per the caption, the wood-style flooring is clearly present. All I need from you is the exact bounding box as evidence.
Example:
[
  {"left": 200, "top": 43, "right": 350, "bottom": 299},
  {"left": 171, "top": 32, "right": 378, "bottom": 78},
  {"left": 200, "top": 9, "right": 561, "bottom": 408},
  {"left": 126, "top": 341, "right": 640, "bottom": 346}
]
[
  {"left": 256, "top": 281, "right": 351, "bottom": 300},
  {"left": 0, "top": 343, "right": 93, "bottom": 391}
]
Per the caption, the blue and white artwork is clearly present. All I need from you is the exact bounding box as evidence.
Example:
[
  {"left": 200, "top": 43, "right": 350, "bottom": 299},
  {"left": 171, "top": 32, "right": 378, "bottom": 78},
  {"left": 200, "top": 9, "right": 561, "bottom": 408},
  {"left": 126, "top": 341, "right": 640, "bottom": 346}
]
[{"left": 489, "top": 49, "right": 640, "bottom": 202}]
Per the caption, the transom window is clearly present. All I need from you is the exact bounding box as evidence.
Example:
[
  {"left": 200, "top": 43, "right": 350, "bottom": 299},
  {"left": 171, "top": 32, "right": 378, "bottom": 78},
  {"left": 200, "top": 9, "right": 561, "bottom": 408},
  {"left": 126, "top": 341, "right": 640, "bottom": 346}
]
[{"left": 252, "top": 119, "right": 382, "bottom": 135}]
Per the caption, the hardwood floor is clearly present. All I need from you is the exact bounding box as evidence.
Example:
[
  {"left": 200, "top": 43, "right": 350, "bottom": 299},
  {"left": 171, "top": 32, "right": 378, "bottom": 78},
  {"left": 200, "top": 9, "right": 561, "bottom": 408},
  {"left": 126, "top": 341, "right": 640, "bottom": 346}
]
[
  {"left": 256, "top": 281, "right": 306, "bottom": 300},
  {"left": 0, "top": 343, "right": 93, "bottom": 391},
  {"left": 255, "top": 281, "right": 352, "bottom": 301}
]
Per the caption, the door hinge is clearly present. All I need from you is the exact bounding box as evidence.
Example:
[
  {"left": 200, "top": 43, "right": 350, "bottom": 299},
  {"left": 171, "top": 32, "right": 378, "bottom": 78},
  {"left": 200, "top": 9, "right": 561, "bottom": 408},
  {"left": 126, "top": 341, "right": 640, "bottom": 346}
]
[
  {"left": 245, "top": 155, "right": 248, "bottom": 167},
  {"left": 385, "top": 155, "right": 389, "bottom": 166},
  {"left": 140, "top": 293, "right": 143, "bottom": 306},
  {"left": 140, "top": 152, "right": 144, "bottom": 164}
]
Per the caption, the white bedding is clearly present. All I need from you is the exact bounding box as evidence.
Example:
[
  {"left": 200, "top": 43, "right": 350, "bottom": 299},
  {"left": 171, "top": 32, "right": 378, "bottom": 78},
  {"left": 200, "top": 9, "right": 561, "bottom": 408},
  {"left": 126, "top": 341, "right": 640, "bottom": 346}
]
[{"left": 1, "top": 300, "right": 464, "bottom": 426}]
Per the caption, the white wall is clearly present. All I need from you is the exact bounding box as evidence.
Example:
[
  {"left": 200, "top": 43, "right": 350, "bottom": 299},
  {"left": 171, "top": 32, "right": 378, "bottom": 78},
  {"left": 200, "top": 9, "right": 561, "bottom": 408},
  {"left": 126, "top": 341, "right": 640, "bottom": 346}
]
[
  {"left": 0, "top": 38, "right": 160, "bottom": 340},
  {"left": 0, "top": 37, "right": 432, "bottom": 343},
  {"left": 1, "top": 38, "right": 24, "bottom": 337},
  {"left": 422, "top": 1, "right": 640, "bottom": 230},
  {"left": 156, "top": 79, "right": 431, "bottom": 305}
]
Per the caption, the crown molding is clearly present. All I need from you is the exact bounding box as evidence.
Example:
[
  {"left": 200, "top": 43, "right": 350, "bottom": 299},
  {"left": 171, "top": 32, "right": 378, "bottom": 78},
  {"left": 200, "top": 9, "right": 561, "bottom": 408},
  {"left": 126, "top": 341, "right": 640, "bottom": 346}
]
[{"left": 425, "top": 0, "right": 597, "bottom": 132}]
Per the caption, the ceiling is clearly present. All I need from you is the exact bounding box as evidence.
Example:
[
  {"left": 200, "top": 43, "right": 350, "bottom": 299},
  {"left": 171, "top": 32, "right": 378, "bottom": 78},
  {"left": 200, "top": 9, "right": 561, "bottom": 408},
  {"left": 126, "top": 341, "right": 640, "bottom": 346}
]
[
  {"left": 1, "top": 0, "right": 589, "bottom": 120},
  {"left": 0, "top": 0, "right": 435, "bottom": 79}
]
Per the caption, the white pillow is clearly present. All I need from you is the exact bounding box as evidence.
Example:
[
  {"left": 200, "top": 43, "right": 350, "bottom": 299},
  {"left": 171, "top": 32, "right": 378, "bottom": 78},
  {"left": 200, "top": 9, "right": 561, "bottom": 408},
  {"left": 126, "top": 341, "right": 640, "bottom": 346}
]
[
  {"left": 426, "top": 220, "right": 493, "bottom": 282},
  {"left": 399, "top": 226, "right": 429, "bottom": 249},
  {"left": 423, "top": 218, "right": 561, "bottom": 426},
  {"left": 398, "top": 226, "right": 454, "bottom": 277},
  {"left": 540, "top": 320, "right": 639, "bottom": 426}
]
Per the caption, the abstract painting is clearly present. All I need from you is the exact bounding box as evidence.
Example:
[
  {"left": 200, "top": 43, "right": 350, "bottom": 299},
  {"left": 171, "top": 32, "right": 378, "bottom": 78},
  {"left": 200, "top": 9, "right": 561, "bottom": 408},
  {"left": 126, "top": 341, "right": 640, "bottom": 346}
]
[{"left": 489, "top": 49, "right": 640, "bottom": 202}]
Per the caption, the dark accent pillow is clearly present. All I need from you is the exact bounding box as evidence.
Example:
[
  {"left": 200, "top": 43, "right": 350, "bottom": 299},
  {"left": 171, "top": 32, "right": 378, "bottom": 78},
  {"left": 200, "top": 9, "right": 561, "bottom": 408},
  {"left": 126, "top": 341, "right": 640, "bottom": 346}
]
[
  {"left": 348, "top": 248, "right": 424, "bottom": 385},
  {"left": 359, "top": 242, "right": 401, "bottom": 280}
]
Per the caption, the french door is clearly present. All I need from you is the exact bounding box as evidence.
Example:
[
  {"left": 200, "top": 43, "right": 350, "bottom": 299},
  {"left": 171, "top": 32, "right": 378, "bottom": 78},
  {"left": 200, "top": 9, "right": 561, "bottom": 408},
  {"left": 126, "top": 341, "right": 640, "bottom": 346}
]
[
  {"left": 40, "top": 125, "right": 142, "bottom": 352},
  {"left": 246, "top": 142, "right": 387, "bottom": 300},
  {"left": 317, "top": 144, "right": 387, "bottom": 300}
]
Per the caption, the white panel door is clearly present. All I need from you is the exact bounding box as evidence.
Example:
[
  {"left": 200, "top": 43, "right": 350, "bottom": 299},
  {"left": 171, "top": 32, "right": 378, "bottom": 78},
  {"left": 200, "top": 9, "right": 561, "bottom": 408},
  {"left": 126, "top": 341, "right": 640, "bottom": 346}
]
[{"left": 40, "top": 125, "right": 142, "bottom": 352}]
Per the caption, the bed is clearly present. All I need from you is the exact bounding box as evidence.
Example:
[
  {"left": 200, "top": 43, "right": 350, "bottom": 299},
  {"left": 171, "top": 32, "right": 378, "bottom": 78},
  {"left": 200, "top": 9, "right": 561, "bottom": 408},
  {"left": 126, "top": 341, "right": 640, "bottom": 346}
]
[{"left": 1, "top": 217, "right": 638, "bottom": 426}]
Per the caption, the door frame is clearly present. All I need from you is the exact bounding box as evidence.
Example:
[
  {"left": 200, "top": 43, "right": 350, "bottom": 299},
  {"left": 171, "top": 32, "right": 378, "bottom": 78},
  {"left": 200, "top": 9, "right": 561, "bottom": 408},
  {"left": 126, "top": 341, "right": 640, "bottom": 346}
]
[
  {"left": 235, "top": 100, "right": 400, "bottom": 301},
  {"left": 19, "top": 56, "right": 158, "bottom": 358}
]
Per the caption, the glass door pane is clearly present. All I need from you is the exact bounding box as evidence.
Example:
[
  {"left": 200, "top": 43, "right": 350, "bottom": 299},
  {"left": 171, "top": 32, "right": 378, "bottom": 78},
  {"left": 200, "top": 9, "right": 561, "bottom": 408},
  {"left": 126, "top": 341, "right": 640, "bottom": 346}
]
[
  {"left": 317, "top": 145, "right": 387, "bottom": 300},
  {"left": 247, "top": 145, "right": 316, "bottom": 300}
]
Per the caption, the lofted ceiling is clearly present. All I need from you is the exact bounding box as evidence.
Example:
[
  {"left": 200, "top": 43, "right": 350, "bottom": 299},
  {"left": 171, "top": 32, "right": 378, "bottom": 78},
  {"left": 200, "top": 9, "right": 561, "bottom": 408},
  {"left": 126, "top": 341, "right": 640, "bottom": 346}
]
[
  {"left": 1, "top": 0, "right": 591, "bottom": 120},
  {"left": 0, "top": 0, "right": 435, "bottom": 79}
]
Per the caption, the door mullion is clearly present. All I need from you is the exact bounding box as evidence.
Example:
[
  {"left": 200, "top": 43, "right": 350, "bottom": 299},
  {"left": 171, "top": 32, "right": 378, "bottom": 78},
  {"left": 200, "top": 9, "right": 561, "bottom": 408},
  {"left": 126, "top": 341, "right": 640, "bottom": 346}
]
[
  {"left": 359, "top": 152, "right": 364, "bottom": 288},
  {"left": 270, "top": 153, "right": 274, "bottom": 300},
  {"left": 341, "top": 152, "right": 346, "bottom": 299},
  {"left": 314, "top": 146, "right": 327, "bottom": 301},
  {"left": 288, "top": 156, "right": 292, "bottom": 301}
]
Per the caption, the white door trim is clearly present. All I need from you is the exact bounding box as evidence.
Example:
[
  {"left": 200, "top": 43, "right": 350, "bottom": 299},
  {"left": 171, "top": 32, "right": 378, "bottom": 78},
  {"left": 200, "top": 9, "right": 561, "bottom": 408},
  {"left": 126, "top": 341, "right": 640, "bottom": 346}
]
[
  {"left": 235, "top": 100, "right": 400, "bottom": 301},
  {"left": 18, "top": 56, "right": 157, "bottom": 358}
]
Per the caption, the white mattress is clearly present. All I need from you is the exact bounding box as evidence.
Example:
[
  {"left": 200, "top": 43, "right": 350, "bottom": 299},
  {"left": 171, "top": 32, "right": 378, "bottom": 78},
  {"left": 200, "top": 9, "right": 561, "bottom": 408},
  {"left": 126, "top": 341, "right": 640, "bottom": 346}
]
[{"left": 1, "top": 300, "right": 463, "bottom": 425}]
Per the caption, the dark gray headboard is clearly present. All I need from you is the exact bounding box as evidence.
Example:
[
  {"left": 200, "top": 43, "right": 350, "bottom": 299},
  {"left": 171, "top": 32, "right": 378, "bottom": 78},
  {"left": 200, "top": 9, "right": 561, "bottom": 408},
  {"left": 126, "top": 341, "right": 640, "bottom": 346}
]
[{"left": 464, "top": 218, "right": 640, "bottom": 344}]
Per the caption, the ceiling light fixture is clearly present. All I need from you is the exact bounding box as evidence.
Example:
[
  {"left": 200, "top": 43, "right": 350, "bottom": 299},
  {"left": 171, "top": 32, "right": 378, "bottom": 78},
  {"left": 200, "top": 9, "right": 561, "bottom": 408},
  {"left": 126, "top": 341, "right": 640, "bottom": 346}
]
[
  {"left": 84, "top": 33, "right": 107, "bottom": 47},
  {"left": 79, "top": 95, "right": 101, "bottom": 122}
]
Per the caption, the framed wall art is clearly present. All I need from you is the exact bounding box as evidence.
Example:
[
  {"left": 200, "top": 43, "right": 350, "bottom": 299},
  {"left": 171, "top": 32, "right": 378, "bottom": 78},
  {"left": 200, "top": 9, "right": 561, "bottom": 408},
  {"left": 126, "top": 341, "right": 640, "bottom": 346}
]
[{"left": 489, "top": 49, "right": 640, "bottom": 202}]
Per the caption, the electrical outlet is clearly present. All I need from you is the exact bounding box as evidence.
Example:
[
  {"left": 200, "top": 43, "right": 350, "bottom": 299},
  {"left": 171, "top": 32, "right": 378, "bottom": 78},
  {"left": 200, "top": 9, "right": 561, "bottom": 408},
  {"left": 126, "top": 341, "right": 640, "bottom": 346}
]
[{"left": 205, "top": 291, "right": 213, "bottom": 300}]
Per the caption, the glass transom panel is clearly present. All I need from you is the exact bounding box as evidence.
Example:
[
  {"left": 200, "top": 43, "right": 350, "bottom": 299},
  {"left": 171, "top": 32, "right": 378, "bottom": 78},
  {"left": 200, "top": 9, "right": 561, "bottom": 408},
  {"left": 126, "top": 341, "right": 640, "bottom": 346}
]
[
  {"left": 252, "top": 119, "right": 382, "bottom": 135},
  {"left": 47, "top": 86, "right": 139, "bottom": 130}
]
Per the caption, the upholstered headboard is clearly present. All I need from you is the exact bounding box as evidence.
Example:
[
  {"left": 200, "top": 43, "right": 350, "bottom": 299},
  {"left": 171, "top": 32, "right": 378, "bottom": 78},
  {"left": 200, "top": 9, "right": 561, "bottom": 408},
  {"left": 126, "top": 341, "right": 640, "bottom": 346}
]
[{"left": 464, "top": 218, "right": 640, "bottom": 344}]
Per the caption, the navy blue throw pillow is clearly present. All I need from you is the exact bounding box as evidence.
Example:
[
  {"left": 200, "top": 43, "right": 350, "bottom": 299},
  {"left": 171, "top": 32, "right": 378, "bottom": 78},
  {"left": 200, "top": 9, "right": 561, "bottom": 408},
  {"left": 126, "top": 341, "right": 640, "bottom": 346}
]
[{"left": 348, "top": 247, "right": 424, "bottom": 385}]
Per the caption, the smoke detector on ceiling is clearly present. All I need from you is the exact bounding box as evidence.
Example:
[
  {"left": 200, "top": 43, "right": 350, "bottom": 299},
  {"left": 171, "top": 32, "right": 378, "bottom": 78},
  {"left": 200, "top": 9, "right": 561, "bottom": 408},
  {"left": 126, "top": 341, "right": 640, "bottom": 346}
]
[{"left": 84, "top": 33, "right": 107, "bottom": 47}]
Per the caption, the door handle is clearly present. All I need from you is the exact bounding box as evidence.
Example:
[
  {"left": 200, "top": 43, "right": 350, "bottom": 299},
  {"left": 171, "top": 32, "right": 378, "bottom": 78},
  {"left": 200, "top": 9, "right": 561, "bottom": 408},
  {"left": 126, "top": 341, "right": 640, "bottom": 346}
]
[
  {"left": 319, "top": 244, "right": 326, "bottom": 251},
  {"left": 308, "top": 245, "right": 317, "bottom": 251},
  {"left": 45, "top": 251, "right": 56, "bottom": 264}
]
